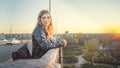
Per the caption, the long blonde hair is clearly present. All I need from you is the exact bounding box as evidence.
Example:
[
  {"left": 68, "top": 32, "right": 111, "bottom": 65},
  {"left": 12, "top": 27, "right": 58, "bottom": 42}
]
[{"left": 37, "top": 10, "right": 54, "bottom": 39}]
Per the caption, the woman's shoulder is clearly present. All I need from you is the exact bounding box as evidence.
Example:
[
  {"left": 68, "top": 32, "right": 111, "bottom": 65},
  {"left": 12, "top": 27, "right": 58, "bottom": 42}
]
[
  {"left": 32, "top": 25, "right": 43, "bottom": 34},
  {"left": 36, "top": 25, "right": 40, "bottom": 29}
]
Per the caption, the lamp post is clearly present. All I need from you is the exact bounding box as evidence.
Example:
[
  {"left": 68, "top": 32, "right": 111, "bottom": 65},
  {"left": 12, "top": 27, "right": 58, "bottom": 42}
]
[
  {"left": 49, "top": 0, "right": 63, "bottom": 67},
  {"left": 49, "top": 0, "right": 51, "bottom": 13}
]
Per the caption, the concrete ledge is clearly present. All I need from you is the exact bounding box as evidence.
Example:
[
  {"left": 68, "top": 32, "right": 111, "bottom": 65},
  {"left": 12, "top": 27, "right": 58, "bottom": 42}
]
[
  {"left": 0, "top": 48, "right": 61, "bottom": 68},
  {"left": 0, "top": 59, "right": 61, "bottom": 68}
]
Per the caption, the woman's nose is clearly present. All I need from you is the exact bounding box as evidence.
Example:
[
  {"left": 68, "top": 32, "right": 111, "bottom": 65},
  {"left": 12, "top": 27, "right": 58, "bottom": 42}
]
[{"left": 44, "top": 18, "right": 48, "bottom": 21}]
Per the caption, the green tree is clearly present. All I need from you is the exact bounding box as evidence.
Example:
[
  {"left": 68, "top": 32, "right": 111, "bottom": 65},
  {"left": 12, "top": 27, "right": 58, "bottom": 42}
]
[
  {"left": 82, "top": 38, "right": 100, "bottom": 67},
  {"left": 73, "top": 33, "right": 82, "bottom": 45}
]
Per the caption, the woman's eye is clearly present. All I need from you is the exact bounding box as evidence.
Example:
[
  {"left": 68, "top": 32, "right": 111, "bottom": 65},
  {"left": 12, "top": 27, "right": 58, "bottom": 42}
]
[
  {"left": 42, "top": 17, "right": 46, "bottom": 19},
  {"left": 41, "top": 16, "right": 50, "bottom": 19},
  {"left": 47, "top": 17, "right": 50, "bottom": 19}
]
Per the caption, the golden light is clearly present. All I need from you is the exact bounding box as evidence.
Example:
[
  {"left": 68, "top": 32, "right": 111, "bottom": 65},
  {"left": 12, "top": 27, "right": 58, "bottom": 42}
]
[{"left": 116, "top": 30, "right": 120, "bottom": 33}]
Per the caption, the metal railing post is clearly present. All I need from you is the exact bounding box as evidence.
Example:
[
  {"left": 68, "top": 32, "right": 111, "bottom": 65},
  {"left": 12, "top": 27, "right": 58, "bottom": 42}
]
[{"left": 59, "top": 47, "right": 63, "bottom": 68}]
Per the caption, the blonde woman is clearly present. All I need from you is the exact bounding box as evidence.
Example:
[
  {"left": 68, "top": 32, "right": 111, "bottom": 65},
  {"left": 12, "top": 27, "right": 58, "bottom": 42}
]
[{"left": 32, "top": 10, "right": 67, "bottom": 59}]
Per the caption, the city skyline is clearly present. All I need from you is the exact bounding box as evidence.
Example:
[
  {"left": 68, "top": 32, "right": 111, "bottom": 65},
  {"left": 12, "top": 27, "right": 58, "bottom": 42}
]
[{"left": 0, "top": 0, "right": 120, "bottom": 34}]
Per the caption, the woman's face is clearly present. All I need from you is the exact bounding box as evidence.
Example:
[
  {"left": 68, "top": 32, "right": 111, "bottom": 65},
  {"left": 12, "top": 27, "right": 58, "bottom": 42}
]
[{"left": 40, "top": 13, "right": 51, "bottom": 27}]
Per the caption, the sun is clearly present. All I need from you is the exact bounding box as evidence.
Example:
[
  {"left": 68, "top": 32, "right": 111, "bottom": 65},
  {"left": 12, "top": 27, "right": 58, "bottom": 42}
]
[{"left": 116, "top": 30, "right": 120, "bottom": 33}]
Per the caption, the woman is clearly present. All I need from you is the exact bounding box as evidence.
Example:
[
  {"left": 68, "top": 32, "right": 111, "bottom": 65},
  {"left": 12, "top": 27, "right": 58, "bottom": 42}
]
[{"left": 32, "top": 10, "right": 67, "bottom": 59}]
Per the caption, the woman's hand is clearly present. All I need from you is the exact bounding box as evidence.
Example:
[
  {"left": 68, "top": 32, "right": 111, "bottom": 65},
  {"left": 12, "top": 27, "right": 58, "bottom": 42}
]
[
  {"left": 58, "top": 39, "right": 67, "bottom": 47},
  {"left": 62, "top": 39, "right": 67, "bottom": 47}
]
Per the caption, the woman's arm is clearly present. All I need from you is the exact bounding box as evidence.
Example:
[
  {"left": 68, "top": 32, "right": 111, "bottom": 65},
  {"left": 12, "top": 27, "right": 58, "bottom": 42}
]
[{"left": 32, "top": 26, "right": 64, "bottom": 50}]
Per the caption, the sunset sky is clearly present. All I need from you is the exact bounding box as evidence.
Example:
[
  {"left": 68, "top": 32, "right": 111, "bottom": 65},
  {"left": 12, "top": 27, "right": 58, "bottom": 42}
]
[{"left": 0, "top": 0, "right": 120, "bottom": 34}]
